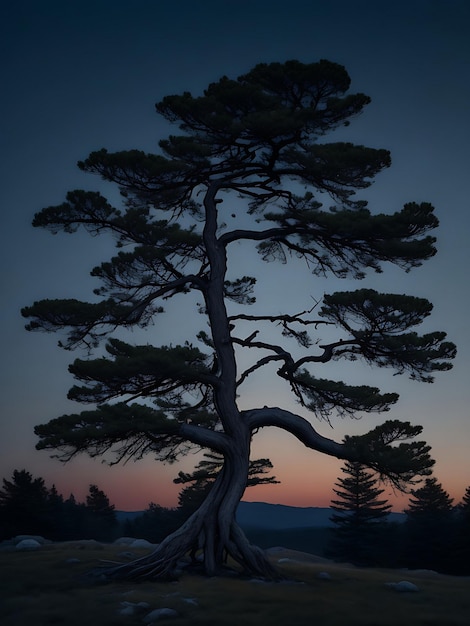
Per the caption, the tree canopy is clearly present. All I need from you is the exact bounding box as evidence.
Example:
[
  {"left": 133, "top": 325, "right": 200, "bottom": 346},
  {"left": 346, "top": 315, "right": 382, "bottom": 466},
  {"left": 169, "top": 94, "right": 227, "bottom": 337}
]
[{"left": 22, "top": 59, "right": 455, "bottom": 580}]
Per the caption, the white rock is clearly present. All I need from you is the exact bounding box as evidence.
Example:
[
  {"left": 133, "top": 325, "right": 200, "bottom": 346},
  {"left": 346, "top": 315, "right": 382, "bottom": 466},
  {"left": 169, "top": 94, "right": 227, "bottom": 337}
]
[
  {"left": 113, "top": 537, "right": 137, "bottom": 545},
  {"left": 119, "top": 600, "right": 151, "bottom": 616},
  {"left": 14, "top": 535, "right": 50, "bottom": 545},
  {"left": 16, "top": 539, "right": 41, "bottom": 550},
  {"left": 143, "top": 607, "right": 178, "bottom": 622},
  {"left": 119, "top": 605, "right": 135, "bottom": 616}
]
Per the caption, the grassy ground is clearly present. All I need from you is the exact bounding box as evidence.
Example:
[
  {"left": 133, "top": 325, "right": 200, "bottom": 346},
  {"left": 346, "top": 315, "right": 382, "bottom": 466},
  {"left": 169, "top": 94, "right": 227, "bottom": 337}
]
[{"left": 1, "top": 542, "right": 469, "bottom": 625}]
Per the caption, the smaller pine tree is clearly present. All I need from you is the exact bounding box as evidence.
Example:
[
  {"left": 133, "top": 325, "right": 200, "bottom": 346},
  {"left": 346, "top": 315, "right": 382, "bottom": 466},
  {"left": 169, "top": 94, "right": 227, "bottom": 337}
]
[
  {"left": 84, "top": 484, "right": 117, "bottom": 541},
  {"left": 454, "top": 485, "right": 470, "bottom": 574},
  {"left": 404, "top": 477, "right": 454, "bottom": 572},
  {"left": 328, "top": 461, "right": 392, "bottom": 565},
  {"left": 458, "top": 486, "right": 470, "bottom": 524}
]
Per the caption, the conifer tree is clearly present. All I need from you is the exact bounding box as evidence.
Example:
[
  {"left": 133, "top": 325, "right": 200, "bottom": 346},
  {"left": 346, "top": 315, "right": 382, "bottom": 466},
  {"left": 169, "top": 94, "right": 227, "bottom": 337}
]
[
  {"left": 0, "top": 470, "right": 51, "bottom": 539},
  {"left": 404, "top": 477, "right": 454, "bottom": 571},
  {"left": 454, "top": 485, "right": 470, "bottom": 574},
  {"left": 328, "top": 461, "right": 391, "bottom": 564},
  {"left": 22, "top": 59, "right": 454, "bottom": 580},
  {"left": 458, "top": 485, "right": 470, "bottom": 519},
  {"left": 84, "top": 484, "right": 117, "bottom": 541}
]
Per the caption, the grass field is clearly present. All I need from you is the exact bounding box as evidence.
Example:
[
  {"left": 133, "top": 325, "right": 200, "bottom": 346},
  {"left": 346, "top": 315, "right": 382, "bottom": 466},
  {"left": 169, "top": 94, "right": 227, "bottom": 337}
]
[{"left": 1, "top": 542, "right": 469, "bottom": 625}]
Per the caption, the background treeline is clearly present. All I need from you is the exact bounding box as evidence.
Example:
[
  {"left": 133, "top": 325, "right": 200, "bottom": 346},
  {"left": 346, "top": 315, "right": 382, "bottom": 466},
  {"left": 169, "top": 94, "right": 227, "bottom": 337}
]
[
  {"left": 0, "top": 470, "right": 120, "bottom": 542},
  {"left": 325, "top": 461, "right": 470, "bottom": 576},
  {"left": 1, "top": 466, "right": 469, "bottom": 576},
  {"left": 0, "top": 456, "right": 246, "bottom": 544}
]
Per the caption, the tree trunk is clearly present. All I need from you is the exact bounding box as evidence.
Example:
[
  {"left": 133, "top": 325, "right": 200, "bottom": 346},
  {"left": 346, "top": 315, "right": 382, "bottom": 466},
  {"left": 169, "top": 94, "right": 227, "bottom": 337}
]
[{"left": 102, "top": 447, "right": 280, "bottom": 581}]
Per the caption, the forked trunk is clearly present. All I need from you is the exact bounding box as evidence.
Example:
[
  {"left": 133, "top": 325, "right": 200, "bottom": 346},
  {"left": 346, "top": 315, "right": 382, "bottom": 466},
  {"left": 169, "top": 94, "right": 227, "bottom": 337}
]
[{"left": 103, "top": 450, "right": 280, "bottom": 581}]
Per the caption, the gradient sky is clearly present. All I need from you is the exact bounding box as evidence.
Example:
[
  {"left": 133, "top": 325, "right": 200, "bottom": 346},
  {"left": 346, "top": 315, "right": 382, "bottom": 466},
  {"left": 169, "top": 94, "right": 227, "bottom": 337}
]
[{"left": 1, "top": 0, "right": 469, "bottom": 512}]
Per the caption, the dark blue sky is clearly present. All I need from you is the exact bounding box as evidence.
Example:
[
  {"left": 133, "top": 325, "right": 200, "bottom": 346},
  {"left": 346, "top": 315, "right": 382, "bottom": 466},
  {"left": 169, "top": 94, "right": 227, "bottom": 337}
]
[{"left": 1, "top": 0, "right": 469, "bottom": 510}]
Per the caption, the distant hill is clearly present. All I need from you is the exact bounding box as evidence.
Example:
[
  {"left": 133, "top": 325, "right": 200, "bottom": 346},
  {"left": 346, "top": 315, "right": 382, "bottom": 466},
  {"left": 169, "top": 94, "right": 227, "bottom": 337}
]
[
  {"left": 117, "top": 501, "right": 405, "bottom": 529},
  {"left": 236, "top": 502, "right": 335, "bottom": 529}
]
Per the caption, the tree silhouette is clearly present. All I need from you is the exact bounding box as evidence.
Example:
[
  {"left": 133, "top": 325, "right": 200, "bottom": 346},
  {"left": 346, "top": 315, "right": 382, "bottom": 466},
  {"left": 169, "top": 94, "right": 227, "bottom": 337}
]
[
  {"left": 84, "top": 484, "right": 117, "bottom": 541},
  {"left": 458, "top": 485, "right": 470, "bottom": 526},
  {"left": 454, "top": 486, "right": 470, "bottom": 574},
  {"left": 22, "top": 59, "right": 455, "bottom": 580},
  {"left": 404, "top": 477, "right": 455, "bottom": 571},
  {"left": 123, "top": 502, "right": 180, "bottom": 544},
  {"left": 0, "top": 470, "right": 51, "bottom": 539},
  {"left": 175, "top": 453, "right": 279, "bottom": 520},
  {"left": 328, "top": 461, "right": 391, "bottom": 565}
]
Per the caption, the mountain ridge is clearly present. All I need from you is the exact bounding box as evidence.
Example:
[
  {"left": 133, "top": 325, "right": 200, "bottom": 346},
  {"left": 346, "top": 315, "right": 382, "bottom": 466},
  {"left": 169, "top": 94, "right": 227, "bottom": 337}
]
[{"left": 116, "top": 501, "right": 405, "bottom": 528}]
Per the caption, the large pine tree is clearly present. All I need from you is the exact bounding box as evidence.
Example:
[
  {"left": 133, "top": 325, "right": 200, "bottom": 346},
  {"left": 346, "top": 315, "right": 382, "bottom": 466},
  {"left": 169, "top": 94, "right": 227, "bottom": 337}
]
[{"left": 22, "top": 59, "right": 454, "bottom": 580}]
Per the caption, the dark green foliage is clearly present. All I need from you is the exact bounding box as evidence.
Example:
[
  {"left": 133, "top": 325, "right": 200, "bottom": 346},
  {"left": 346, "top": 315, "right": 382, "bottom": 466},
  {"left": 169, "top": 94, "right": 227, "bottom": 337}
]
[
  {"left": 319, "top": 289, "right": 455, "bottom": 381},
  {"left": 33, "top": 402, "right": 201, "bottom": 464},
  {"left": 344, "top": 420, "right": 434, "bottom": 490},
  {"left": 288, "top": 370, "right": 399, "bottom": 420},
  {"left": 68, "top": 339, "right": 212, "bottom": 403},
  {"left": 22, "top": 60, "right": 454, "bottom": 449},
  {"left": 327, "top": 461, "right": 392, "bottom": 565}
]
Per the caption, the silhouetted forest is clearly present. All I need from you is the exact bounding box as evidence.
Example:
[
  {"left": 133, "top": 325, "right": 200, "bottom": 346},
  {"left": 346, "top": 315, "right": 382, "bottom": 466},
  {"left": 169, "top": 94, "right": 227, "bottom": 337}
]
[{"left": 1, "top": 469, "right": 469, "bottom": 575}]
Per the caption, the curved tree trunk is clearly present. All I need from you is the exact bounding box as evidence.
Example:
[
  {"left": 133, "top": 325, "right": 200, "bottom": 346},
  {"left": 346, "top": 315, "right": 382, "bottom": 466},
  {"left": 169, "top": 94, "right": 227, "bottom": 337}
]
[{"left": 103, "top": 446, "right": 280, "bottom": 581}]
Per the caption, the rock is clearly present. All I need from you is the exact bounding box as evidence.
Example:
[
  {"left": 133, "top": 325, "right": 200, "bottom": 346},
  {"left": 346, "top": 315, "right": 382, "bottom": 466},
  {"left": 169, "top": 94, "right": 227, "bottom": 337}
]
[
  {"left": 130, "top": 539, "right": 156, "bottom": 549},
  {"left": 118, "top": 601, "right": 151, "bottom": 616},
  {"left": 114, "top": 537, "right": 137, "bottom": 546},
  {"left": 317, "top": 571, "right": 332, "bottom": 580},
  {"left": 119, "top": 605, "right": 135, "bottom": 616},
  {"left": 143, "top": 607, "right": 178, "bottom": 622},
  {"left": 16, "top": 539, "right": 41, "bottom": 550},
  {"left": 385, "top": 580, "right": 419, "bottom": 592},
  {"left": 65, "top": 558, "right": 81, "bottom": 564},
  {"left": 13, "top": 535, "right": 51, "bottom": 545}
]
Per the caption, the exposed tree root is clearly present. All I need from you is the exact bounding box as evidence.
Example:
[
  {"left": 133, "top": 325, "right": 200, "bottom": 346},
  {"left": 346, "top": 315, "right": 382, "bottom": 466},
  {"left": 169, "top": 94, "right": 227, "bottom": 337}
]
[{"left": 95, "top": 515, "right": 280, "bottom": 582}]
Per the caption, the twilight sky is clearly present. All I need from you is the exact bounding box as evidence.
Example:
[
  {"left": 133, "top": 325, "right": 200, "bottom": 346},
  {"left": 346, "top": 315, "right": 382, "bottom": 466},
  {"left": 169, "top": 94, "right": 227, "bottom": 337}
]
[{"left": 1, "top": 0, "right": 469, "bottom": 512}]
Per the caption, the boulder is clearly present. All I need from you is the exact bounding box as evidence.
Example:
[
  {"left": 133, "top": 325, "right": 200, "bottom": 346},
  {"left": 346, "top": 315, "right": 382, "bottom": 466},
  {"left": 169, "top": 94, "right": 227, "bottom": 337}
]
[
  {"left": 16, "top": 539, "right": 41, "bottom": 550},
  {"left": 11, "top": 535, "right": 51, "bottom": 545},
  {"left": 130, "top": 539, "right": 156, "bottom": 549},
  {"left": 143, "top": 607, "right": 178, "bottom": 622},
  {"left": 118, "top": 601, "right": 150, "bottom": 616},
  {"left": 113, "top": 537, "right": 137, "bottom": 546}
]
